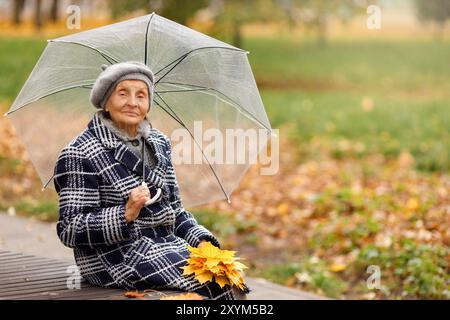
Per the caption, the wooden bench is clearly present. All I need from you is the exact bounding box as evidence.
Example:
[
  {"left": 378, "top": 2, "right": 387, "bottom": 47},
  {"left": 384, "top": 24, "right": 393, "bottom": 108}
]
[
  {"left": 0, "top": 249, "right": 326, "bottom": 300},
  {"left": 0, "top": 250, "right": 186, "bottom": 300}
]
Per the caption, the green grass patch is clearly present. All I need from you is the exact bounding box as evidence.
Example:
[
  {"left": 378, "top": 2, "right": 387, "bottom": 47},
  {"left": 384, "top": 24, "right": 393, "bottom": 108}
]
[
  {"left": 262, "top": 89, "right": 450, "bottom": 172},
  {"left": 14, "top": 199, "right": 59, "bottom": 222},
  {"left": 0, "top": 37, "right": 46, "bottom": 105},
  {"left": 192, "top": 208, "right": 256, "bottom": 240},
  {"left": 356, "top": 240, "right": 449, "bottom": 299},
  {"left": 246, "top": 37, "right": 450, "bottom": 93}
]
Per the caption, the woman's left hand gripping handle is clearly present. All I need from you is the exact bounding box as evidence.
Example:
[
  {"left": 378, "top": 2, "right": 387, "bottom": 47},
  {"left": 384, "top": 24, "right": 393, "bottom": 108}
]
[{"left": 125, "top": 184, "right": 151, "bottom": 223}]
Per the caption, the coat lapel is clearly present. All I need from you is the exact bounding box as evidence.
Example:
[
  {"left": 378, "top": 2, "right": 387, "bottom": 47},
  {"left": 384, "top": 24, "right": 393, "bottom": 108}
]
[{"left": 87, "top": 112, "right": 169, "bottom": 190}]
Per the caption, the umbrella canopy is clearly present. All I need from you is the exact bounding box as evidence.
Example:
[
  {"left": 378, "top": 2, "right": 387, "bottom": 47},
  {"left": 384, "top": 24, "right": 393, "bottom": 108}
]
[{"left": 4, "top": 12, "right": 272, "bottom": 208}]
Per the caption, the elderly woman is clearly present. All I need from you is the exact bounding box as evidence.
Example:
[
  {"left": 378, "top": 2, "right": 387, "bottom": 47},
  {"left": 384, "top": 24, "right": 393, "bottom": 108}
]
[{"left": 53, "top": 61, "right": 245, "bottom": 300}]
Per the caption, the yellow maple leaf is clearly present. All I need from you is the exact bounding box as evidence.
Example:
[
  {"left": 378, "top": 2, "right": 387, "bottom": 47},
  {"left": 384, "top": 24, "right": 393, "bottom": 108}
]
[
  {"left": 196, "top": 271, "right": 214, "bottom": 284},
  {"left": 204, "top": 258, "right": 223, "bottom": 269},
  {"left": 232, "top": 261, "right": 248, "bottom": 272},
  {"left": 209, "top": 264, "right": 227, "bottom": 275},
  {"left": 181, "top": 264, "right": 196, "bottom": 276},
  {"left": 182, "top": 241, "right": 248, "bottom": 292},
  {"left": 215, "top": 275, "right": 231, "bottom": 288}
]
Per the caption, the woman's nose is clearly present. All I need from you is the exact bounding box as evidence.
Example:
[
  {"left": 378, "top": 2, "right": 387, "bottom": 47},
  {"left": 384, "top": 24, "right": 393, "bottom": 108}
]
[{"left": 127, "top": 96, "right": 139, "bottom": 107}]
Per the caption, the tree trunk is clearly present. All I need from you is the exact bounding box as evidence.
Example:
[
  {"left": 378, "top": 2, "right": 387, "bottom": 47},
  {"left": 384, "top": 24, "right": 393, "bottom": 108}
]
[
  {"left": 232, "top": 21, "right": 242, "bottom": 49},
  {"left": 12, "top": 0, "right": 26, "bottom": 25},
  {"left": 34, "top": 0, "right": 43, "bottom": 31},
  {"left": 50, "top": 0, "right": 59, "bottom": 22}
]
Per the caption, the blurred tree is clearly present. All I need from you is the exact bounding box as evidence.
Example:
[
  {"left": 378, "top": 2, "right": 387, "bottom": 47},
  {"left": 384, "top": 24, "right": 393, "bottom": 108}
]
[
  {"left": 50, "top": 0, "right": 59, "bottom": 23},
  {"left": 107, "top": 0, "right": 208, "bottom": 25},
  {"left": 107, "top": 0, "right": 281, "bottom": 49},
  {"left": 208, "top": 0, "right": 281, "bottom": 48},
  {"left": 108, "top": 0, "right": 150, "bottom": 19},
  {"left": 34, "top": 0, "right": 42, "bottom": 30},
  {"left": 154, "top": 0, "right": 209, "bottom": 25},
  {"left": 415, "top": 0, "right": 450, "bottom": 40},
  {"left": 276, "top": 0, "right": 368, "bottom": 46},
  {"left": 12, "top": 0, "right": 26, "bottom": 25}
]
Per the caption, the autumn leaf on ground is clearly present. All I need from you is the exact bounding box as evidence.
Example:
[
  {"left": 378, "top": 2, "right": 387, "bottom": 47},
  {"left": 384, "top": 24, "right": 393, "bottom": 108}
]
[
  {"left": 181, "top": 241, "right": 249, "bottom": 293},
  {"left": 330, "top": 263, "right": 347, "bottom": 273},
  {"left": 160, "top": 292, "right": 204, "bottom": 300},
  {"left": 124, "top": 291, "right": 146, "bottom": 298}
]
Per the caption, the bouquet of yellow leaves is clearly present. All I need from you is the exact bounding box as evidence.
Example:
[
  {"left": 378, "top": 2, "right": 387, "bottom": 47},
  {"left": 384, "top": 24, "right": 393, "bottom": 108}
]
[{"left": 181, "top": 241, "right": 249, "bottom": 293}]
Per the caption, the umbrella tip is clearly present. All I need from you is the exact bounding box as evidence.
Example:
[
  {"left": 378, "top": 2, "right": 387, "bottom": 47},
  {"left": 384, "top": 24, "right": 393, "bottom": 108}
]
[{"left": 3, "top": 111, "right": 9, "bottom": 117}]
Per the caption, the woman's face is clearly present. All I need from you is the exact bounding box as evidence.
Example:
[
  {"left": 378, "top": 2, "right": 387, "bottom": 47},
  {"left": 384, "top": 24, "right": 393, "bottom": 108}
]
[{"left": 105, "top": 80, "right": 150, "bottom": 128}]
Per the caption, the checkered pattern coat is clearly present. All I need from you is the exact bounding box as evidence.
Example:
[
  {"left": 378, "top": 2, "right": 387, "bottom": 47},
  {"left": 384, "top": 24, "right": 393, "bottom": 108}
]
[{"left": 53, "top": 112, "right": 235, "bottom": 299}]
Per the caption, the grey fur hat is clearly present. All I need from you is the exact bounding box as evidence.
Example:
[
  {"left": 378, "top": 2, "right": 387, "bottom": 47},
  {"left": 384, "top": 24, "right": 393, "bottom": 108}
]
[{"left": 90, "top": 61, "right": 155, "bottom": 112}]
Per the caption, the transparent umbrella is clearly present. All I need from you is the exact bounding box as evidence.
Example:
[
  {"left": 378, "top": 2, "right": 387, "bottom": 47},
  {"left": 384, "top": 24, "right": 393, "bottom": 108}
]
[{"left": 4, "top": 12, "right": 272, "bottom": 208}]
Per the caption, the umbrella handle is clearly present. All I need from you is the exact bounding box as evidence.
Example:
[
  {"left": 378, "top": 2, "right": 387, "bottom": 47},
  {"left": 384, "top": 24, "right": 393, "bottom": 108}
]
[{"left": 141, "top": 181, "right": 162, "bottom": 206}]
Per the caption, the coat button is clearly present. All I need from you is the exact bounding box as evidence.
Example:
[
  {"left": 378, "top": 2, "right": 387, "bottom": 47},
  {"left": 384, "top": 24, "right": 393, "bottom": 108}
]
[{"left": 131, "top": 139, "right": 140, "bottom": 146}]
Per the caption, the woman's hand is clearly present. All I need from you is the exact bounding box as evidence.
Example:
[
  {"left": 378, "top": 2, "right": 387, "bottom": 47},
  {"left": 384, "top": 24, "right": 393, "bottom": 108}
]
[
  {"left": 198, "top": 240, "right": 208, "bottom": 248},
  {"left": 125, "top": 185, "right": 150, "bottom": 223}
]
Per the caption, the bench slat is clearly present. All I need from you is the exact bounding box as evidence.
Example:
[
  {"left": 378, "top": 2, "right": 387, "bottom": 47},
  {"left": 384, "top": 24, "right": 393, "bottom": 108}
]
[
  {"left": 0, "top": 261, "right": 69, "bottom": 273},
  {"left": 1, "top": 275, "right": 75, "bottom": 289},
  {"left": 0, "top": 250, "right": 186, "bottom": 300},
  {"left": 0, "top": 265, "right": 70, "bottom": 278},
  {"left": 0, "top": 271, "right": 71, "bottom": 284}
]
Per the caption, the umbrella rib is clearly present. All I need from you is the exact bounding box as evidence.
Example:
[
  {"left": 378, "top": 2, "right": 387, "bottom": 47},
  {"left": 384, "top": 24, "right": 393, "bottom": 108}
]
[
  {"left": 42, "top": 175, "right": 54, "bottom": 190},
  {"left": 157, "top": 88, "right": 208, "bottom": 93},
  {"left": 144, "top": 13, "right": 155, "bottom": 65},
  {"left": 153, "top": 95, "right": 231, "bottom": 204},
  {"left": 48, "top": 39, "right": 118, "bottom": 64},
  {"left": 153, "top": 97, "right": 183, "bottom": 130},
  {"left": 154, "top": 46, "right": 247, "bottom": 82},
  {"left": 5, "top": 84, "right": 93, "bottom": 116},
  {"left": 158, "top": 81, "right": 208, "bottom": 89},
  {"left": 157, "top": 81, "right": 271, "bottom": 133},
  {"left": 155, "top": 55, "right": 188, "bottom": 85},
  {"left": 154, "top": 92, "right": 184, "bottom": 124}
]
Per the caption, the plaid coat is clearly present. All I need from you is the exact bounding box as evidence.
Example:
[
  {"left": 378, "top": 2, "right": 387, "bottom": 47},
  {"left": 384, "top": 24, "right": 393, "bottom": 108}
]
[{"left": 53, "top": 112, "right": 235, "bottom": 299}]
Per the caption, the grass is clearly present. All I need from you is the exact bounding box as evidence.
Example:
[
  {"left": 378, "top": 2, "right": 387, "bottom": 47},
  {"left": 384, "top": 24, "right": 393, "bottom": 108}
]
[
  {"left": 356, "top": 240, "right": 449, "bottom": 299},
  {"left": 0, "top": 199, "right": 58, "bottom": 222},
  {"left": 250, "top": 238, "right": 449, "bottom": 299},
  {"left": 246, "top": 36, "right": 450, "bottom": 94},
  {"left": 244, "top": 36, "right": 450, "bottom": 172},
  {"left": 192, "top": 208, "right": 257, "bottom": 241},
  {"left": 262, "top": 90, "right": 450, "bottom": 172},
  {"left": 0, "top": 37, "right": 46, "bottom": 106}
]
